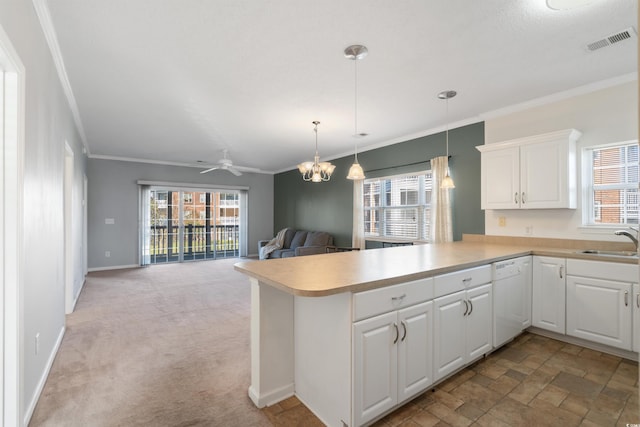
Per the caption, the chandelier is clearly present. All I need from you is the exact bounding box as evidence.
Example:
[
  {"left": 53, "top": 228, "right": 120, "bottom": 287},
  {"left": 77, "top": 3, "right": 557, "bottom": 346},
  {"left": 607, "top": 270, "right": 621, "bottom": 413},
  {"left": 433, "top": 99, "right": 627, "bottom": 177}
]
[
  {"left": 297, "top": 121, "right": 336, "bottom": 182},
  {"left": 438, "top": 90, "right": 456, "bottom": 189},
  {"left": 345, "top": 44, "right": 368, "bottom": 180}
]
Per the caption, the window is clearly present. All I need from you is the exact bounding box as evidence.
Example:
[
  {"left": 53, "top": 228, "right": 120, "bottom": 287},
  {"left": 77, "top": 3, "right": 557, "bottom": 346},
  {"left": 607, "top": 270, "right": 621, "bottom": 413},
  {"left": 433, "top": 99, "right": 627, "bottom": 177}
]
[
  {"left": 585, "top": 142, "right": 639, "bottom": 225},
  {"left": 364, "top": 171, "right": 432, "bottom": 241}
]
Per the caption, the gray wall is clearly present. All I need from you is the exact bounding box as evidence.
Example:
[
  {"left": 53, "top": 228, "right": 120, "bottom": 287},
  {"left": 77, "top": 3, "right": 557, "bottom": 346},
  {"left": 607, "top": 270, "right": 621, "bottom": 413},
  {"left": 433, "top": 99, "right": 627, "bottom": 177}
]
[
  {"left": 1, "top": 0, "right": 88, "bottom": 422},
  {"left": 274, "top": 122, "right": 485, "bottom": 247},
  {"left": 87, "top": 158, "right": 274, "bottom": 269}
]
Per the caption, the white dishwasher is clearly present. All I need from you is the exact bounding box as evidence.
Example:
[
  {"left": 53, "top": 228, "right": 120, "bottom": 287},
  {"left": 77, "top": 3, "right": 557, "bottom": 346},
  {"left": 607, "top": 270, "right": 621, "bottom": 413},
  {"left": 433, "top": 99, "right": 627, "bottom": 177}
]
[{"left": 493, "top": 256, "right": 531, "bottom": 348}]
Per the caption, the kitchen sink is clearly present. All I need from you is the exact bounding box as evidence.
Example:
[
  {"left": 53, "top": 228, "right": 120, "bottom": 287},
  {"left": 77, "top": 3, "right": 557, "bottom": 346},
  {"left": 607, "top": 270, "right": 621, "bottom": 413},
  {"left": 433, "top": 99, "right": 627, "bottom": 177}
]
[{"left": 577, "top": 249, "right": 638, "bottom": 258}]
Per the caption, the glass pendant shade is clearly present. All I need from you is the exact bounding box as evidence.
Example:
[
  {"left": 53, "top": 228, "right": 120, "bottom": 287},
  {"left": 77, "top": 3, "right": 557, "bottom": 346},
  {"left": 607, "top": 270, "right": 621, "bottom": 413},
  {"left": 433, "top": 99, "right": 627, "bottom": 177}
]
[
  {"left": 441, "top": 173, "right": 455, "bottom": 189},
  {"left": 347, "top": 161, "right": 365, "bottom": 180}
]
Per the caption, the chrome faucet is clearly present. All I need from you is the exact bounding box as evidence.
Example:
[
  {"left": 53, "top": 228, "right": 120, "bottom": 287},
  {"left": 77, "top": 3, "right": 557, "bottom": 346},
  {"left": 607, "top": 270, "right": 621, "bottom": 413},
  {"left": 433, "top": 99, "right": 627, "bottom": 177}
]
[{"left": 614, "top": 228, "right": 639, "bottom": 251}]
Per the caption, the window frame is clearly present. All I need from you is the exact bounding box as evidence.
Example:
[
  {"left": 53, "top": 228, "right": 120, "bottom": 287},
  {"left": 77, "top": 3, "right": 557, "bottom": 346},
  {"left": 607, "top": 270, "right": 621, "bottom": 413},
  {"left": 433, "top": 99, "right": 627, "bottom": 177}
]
[
  {"left": 363, "top": 170, "right": 432, "bottom": 243},
  {"left": 582, "top": 140, "right": 639, "bottom": 229}
]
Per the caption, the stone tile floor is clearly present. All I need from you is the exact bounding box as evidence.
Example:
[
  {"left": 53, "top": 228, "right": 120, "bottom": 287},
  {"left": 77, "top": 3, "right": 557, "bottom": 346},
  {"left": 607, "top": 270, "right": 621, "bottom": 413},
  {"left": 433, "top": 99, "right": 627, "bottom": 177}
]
[{"left": 262, "top": 333, "right": 639, "bottom": 426}]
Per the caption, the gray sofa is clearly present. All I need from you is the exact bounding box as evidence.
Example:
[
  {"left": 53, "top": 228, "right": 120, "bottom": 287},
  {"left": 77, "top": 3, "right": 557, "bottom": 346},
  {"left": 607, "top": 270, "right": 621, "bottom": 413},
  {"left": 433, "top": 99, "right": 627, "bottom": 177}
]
[{"left": 258, "top": 228, "right": 334, "bottom": 258}]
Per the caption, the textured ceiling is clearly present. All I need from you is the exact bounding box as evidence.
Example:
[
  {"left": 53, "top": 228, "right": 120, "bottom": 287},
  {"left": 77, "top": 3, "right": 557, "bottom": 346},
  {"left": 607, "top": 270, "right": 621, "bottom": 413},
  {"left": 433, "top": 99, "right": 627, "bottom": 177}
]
[{"left": 47, "top": 0, "right": 637, "bottom": 174}]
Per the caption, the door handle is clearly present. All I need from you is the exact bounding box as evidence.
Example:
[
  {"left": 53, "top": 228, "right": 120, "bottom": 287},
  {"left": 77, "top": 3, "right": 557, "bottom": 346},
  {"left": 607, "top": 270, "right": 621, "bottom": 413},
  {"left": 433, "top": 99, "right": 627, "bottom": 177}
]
[
  {"left": 468, "top": 299, "right": 473, "bottom": 316},
  {"left": 514, "top": 192, "right": 519, "bottom": 204},
  {"left": 463, "top": 300, "right": 469, "bottom": 316},
  {"left": 624, "top": 291, "right": 629, "bottom": 307},
  {"left": 559, "top": 265, "right": 564, "bottom": 279},
  {"left": 521, "top": 192, "right": 525, "bottom": 204},
  {"left": 637, "top": 293, "right": 639, "bottom": 309},
  {"left": 393, "top": 323, "right": 399, "bottom": 344},
  {"left": 401, "top": 321, "right": 407, "bottom": 342},
  {"left": 391, "top": 294, "right": 406, "bottom": 302}
]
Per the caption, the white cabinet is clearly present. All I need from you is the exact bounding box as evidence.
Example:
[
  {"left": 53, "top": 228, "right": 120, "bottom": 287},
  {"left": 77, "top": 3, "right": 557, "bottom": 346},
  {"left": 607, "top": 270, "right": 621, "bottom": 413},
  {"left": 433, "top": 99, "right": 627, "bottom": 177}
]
[
  {"left": 433, "top": 265, "right": 493, "bottom": 381},
  {"left": 493, "top": 256, "right": 532, "bottom": 348},
  {"left": 566, "top": 259, "right": 638, "bottom": 351},
  {"left": 352, "top": 278, "right": 434, "bottom": 427},
  {"left": 634, "top": 284, "right": 640, "bottom": 353},
  {"left": 477, "top": 129, "right": 580, "bottom": 210},
  {"left": 532, "top": 256, "right": 566, "bottom": 334},
  {"left": 352, "top": 301, "right": 433, "bottom": 426}
]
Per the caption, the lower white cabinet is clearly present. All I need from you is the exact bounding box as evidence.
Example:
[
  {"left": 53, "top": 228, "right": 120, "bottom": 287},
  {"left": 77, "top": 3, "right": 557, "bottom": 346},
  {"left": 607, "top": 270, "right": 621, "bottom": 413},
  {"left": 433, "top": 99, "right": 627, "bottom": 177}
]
[
  {"left": 566, "top": 276, "right": 632, "bottom": 350},
  {"left": 433, "top": 283, "right": 492, "bottom": 381},
  {"left": 566, "top": 259, "right": 638, "bottom": 352},
  {"left": 353, "top": 301, "right": 433, "bottom": 426},
  {"left": 532, "top": 256, "right": 566, "bottom": 334},
  {"left": 634, "top": 284, "right": 640, "bottom": 353}
]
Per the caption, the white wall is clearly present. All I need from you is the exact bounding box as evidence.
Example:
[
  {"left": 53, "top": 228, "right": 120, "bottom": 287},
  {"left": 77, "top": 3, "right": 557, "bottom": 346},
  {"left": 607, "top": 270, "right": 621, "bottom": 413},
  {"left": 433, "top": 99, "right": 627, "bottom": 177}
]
[
  {"left": 483, "top": 81, "right": 638, "bottom": 242},
  {"left": 0, "top": 0, "right": 87, "bottom": 424},
  {"left": 87, "top": 158, "right": 274, "bottom": 269}
]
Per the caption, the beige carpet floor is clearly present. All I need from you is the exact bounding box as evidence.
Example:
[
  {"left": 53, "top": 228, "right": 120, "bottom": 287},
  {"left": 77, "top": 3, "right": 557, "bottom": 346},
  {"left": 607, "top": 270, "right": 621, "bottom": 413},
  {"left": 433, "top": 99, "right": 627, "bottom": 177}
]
[{"left": 30, "top": 258, "right": 273, "bottom": 427}]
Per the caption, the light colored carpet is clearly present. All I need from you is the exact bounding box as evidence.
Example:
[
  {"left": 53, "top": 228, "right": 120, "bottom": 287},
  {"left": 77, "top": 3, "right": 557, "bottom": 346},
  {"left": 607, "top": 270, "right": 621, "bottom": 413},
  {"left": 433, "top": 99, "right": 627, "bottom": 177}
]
[{"left": 30, "top": 259, "right": 272, "bottom": 427}]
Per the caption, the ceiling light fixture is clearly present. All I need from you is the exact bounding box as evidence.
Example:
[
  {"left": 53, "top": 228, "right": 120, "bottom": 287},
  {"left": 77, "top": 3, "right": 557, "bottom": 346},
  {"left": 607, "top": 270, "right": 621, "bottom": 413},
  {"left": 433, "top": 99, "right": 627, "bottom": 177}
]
[
  {"left": 298, "top": 121, "right": 335, "bottom": 182},
  {"left": 438, "top": 90, "right": 456, "bottom": 189},
  {"left": 546, "top": 0, "right": 593, "bottom": 10},
  {"left": 345, "top": 44, "right": 368, "bottom": 181}
]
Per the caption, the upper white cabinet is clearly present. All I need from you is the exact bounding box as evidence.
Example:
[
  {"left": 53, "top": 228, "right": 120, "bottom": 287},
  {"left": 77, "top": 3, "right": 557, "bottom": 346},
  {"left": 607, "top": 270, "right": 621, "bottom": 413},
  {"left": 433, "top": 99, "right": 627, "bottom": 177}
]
[{"left": 477, "top": 129, "right": 581, "bottom": 210}]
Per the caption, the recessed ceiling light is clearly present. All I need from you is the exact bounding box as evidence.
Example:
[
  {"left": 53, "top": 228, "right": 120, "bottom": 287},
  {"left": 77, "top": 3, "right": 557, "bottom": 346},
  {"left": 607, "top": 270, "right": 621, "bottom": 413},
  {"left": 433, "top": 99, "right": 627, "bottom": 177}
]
[{"left": 546, "top": 0, "right": 593, "bottom": 10}]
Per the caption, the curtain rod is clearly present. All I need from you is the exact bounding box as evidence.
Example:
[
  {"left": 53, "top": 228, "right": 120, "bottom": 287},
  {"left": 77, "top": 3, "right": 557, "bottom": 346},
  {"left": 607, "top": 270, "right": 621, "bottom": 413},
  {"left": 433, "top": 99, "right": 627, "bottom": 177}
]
[{"left": 364, "top": 155, "right": 451, "bottom": 174}]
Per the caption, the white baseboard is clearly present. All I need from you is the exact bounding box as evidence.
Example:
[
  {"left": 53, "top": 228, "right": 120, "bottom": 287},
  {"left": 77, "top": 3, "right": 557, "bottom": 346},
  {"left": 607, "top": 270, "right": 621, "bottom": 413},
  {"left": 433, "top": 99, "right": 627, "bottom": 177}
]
[
  {"left": 23, "top": 326, "right": 66, "bottom": 426},
  {"left": 248, "top": 383, "right": 294, "bottom": 408},
  {"left": 71, "top": 277, "right": 86, "bottom": 312},
  {"left": 87, "top": 264, "right": 139, "bottom": 272}
]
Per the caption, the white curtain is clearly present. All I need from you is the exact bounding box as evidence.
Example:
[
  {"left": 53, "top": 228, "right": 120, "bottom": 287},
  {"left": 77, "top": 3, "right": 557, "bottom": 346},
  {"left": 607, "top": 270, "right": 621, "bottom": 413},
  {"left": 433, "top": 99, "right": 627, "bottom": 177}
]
[
  {"left": 352, "top": 180, "right": 365, "bottom": 250},
  {"left": 139, "top": 185, "right": 151, "bottom": 265},
  {"left": 430, "top": 156, "right": 453, "bottom": 243}
]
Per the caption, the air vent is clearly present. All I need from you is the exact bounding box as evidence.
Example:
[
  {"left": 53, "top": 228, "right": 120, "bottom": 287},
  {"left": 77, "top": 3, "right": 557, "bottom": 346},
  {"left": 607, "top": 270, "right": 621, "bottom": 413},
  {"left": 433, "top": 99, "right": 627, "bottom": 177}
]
[{"left": 587, "top": 27, "right": 637, "bottom": 51}]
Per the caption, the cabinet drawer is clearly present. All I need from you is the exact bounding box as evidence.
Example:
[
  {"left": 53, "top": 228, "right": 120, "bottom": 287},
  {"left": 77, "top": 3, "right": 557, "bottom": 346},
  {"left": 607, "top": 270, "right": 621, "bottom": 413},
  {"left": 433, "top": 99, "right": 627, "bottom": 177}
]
[
  {"left": 567, "top": 259, "right": 638, "bottom": 283},
  {"left": 434, "top": 265, "right": 491, "bottom": 298},
  {"left": 353, "top": 278, "right": 434, "bottom": 322}
]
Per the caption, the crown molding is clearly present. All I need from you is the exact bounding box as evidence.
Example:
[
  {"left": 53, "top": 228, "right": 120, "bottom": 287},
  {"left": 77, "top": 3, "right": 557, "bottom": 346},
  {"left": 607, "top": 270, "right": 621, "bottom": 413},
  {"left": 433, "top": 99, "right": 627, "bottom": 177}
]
[{"left": 32, "top": 0, "right": 90, "bottom": 155}]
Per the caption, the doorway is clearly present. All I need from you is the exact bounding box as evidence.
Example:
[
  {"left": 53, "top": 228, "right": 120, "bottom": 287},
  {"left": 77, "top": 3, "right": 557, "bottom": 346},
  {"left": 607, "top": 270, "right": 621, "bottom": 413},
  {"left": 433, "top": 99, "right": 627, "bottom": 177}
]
[{"left": 146, "top": 189, "right": 241, "bottom": 264}]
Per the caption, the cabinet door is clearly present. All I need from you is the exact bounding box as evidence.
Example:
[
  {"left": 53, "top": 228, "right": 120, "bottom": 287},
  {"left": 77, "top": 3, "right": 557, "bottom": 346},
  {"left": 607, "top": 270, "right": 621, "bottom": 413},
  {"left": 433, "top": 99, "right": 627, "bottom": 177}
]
[
  {"left": 433, "top": 291, "right": 466, "bottom": 381},
  {"left": 397, "top": 301, "right": 433, "bottom": 403},
  {"left": 532, "top": 257, "right": 566, "bottom": 334},
  {"left": 481, "top": 147, "right": 520, "bottom": 209},
  {"left": 567, "top": 276, "right": 632, "bottom": 350},
  {"left": 520, "top": 139, "right": 572, "bottom": 209},
  {"left": 353, "top": 311, "right": 398, "bottom": 426},
  {"left": 634, "top": 284, "right": 640, "bottom": 353},
  {"left": 466, "top": 283, "right": 493, "bottom": 361}
]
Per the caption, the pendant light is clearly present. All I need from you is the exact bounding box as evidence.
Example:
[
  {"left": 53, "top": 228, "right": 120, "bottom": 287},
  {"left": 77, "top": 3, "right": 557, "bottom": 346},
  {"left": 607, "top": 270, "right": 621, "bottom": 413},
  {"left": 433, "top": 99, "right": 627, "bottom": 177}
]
[
  {"left": 438, "top": 90, "right": 456, "bottom": 189},
  {"left": 345, "top": 44, "right": 368, "bottom": 180},
  {"left": 298, "top": 121, "right": 335, "bottom": 182}
]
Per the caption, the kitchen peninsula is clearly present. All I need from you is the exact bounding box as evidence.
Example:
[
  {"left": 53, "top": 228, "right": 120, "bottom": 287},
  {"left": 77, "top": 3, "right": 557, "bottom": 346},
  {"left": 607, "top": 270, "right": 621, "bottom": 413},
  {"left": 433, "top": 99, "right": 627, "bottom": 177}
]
[{"left": 234, "top": 236, "right": 638, "bottom": 427}]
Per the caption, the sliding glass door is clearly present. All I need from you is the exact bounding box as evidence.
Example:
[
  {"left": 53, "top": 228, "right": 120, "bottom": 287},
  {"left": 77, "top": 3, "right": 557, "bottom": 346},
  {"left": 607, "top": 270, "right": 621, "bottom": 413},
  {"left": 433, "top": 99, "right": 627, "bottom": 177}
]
[{"left": 147, "top": 189, "right": 240, "bottom": 264}]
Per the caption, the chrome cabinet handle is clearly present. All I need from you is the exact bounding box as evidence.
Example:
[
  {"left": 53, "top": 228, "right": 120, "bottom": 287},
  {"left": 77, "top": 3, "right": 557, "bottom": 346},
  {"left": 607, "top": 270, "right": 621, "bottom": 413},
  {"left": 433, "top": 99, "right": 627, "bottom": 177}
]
[
  {"left": 463, "top": 300, "right": 469, "bottom": 316},
  {"left": 393, "top": 323, "right": 399, "bottom": 344},
  {"left": 391, "top": 294, "right": 406, "bottom": 302},
  {"left": 462, "top": 277, "right": 472, "bottom": 284},
  {"left": 468, "top": 299, "right": 473, "bottom": 316},
  {"left": 515, "top": 192, "right": 519, "bottom": 204},
  {"left": 637, "top": 293, "right": 639, "bottom": 309},
  {"left": 401, "top": 321, "right": 407, "bottom": 342},
  {"left": 624, "top": 291, "right": 629, "bottom": 307},
  {"left": 559, "top": 265, "right": 564, "bottom": 279},
  {"left": 522, "top": 192, "right": 526, "bottom": 204}
]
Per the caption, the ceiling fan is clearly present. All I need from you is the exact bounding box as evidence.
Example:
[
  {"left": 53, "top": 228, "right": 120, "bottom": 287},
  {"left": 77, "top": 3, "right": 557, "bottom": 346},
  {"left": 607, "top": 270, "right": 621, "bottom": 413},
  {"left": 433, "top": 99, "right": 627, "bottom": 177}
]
[{"left": 199, "top": 149, "right": 261, "bottom": 176}]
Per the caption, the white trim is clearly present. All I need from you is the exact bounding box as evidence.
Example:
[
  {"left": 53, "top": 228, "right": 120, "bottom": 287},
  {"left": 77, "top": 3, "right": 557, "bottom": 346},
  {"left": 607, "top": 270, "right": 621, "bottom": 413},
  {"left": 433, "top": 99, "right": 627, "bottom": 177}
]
[
  {"left": 31, "top": 0, "right": 89, "bottom": 154},
  {"left": 64, "top": 142, "right": 74, "bottom": 314},
  {"left": 87, "top": 264, "right": 140, "bottom": 273},
  {"left": 0, "top": 22, "right": 25, "bottom": 427},
  {"left": 91, "top": 154, "right": 274, "bottom": 174},
  {"left": 480, "top": 73, "right": 637, "bottom": 120},
  {"left": 136, "top": 180, "right": 250, "bottom": 192},
  {"left": 528, "top": 327, "right": 638, "bottom": 361},
  {"left": 22, "top": 327, "right": 65, "bottom": 426},
  {"left": 248, "top": 383, "right": 295, "bottom": 408}
]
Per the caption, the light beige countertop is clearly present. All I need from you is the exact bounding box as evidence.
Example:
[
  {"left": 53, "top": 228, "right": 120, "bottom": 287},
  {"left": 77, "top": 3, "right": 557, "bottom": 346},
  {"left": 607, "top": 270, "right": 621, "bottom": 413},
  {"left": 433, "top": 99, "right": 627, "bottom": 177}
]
[{"left": 234, "top": 237, "right": 638, "bottom": 297}]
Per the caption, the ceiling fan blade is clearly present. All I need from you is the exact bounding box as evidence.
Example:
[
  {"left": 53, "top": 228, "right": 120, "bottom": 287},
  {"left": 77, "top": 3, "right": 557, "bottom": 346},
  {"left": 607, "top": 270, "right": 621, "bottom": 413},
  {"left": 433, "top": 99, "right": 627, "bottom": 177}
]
[
  {"left": 234, "top": 165, "right": 262, "bottom": 173},
  {"left": 228, "top": 167, "right": 243, "bottom": 176},
  {"left": 200, "top": 166, "right": 220, "bottom": 174}
]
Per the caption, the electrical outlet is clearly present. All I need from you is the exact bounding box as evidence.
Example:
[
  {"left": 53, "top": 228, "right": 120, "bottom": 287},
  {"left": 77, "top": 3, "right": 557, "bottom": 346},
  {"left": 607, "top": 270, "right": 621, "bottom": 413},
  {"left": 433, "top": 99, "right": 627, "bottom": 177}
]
[
  {"left": 498, "top": 216, "right": 506, "bottom": 227},
  {"left": 35, "top": 333, "right": 40, "bottom": 355},
  {"left": 105, "top": 251, "right": 111, "bottom": 258}
]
